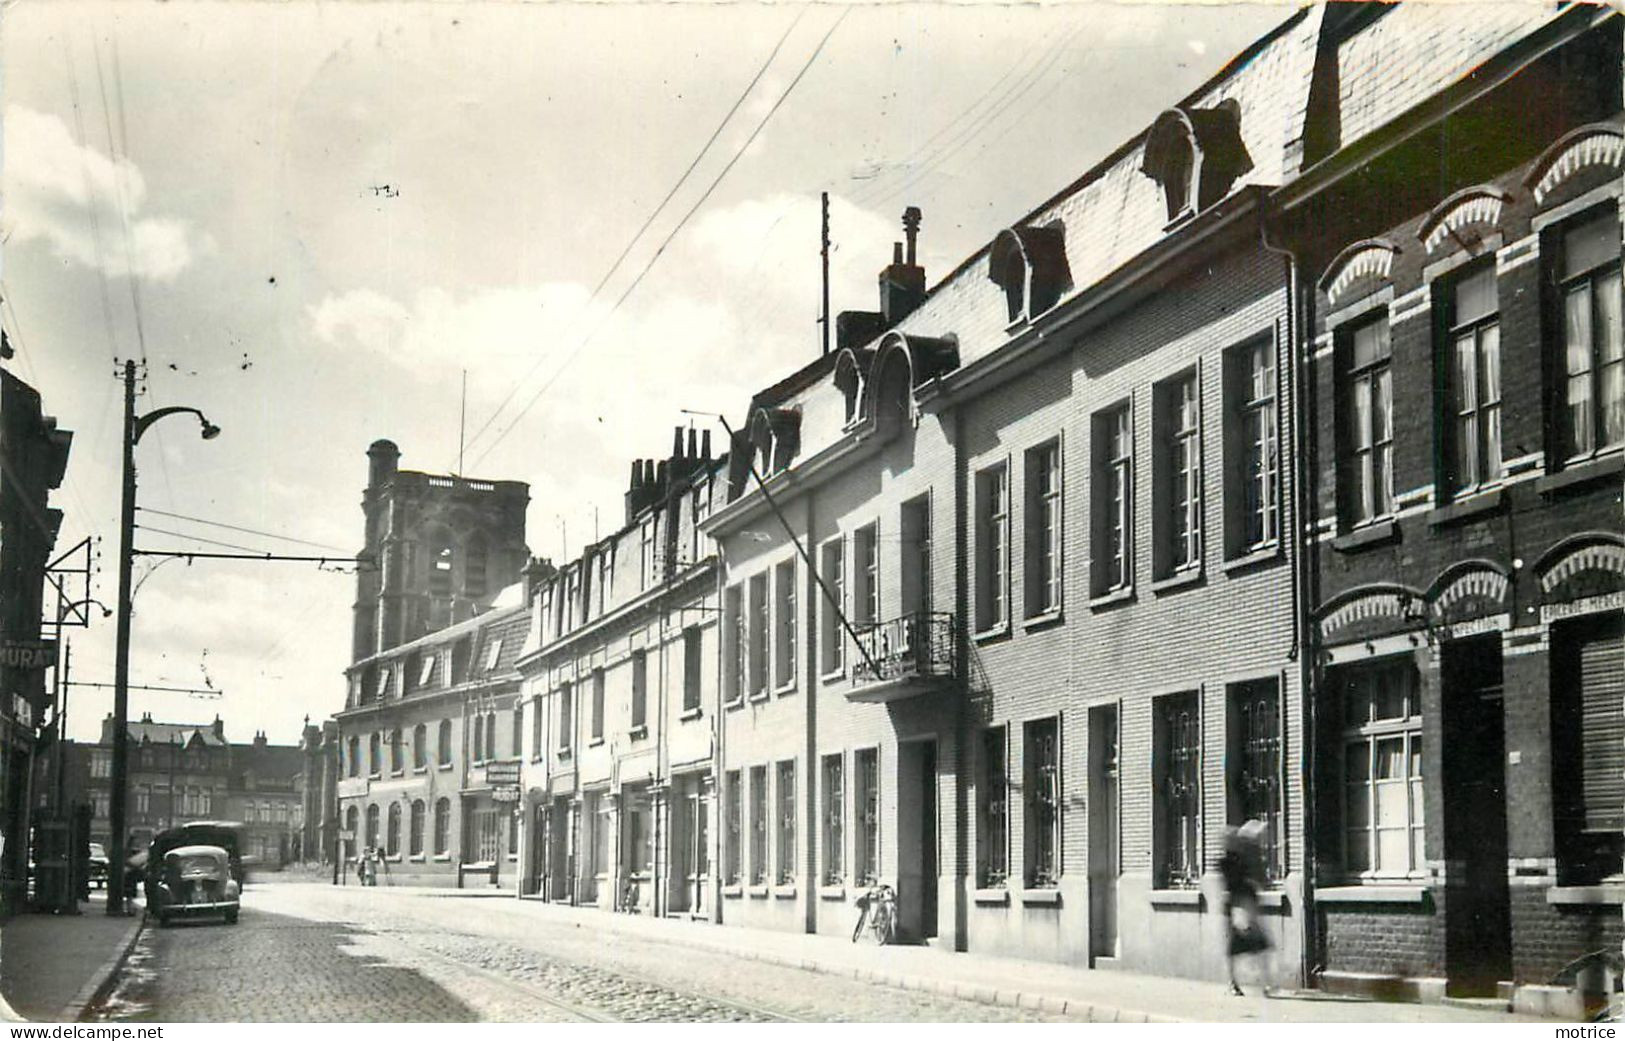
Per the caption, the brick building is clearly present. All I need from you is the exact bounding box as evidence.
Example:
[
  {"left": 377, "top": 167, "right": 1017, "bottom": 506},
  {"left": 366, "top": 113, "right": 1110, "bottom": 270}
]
[
  {"left": 516, "top": 430, "right": 725, "bottom": 917},
  {"left": 1271, "top": 2, "right": 1624, "bottom": 1004},
  {"left": 332, "top": 441, "right": 534, "bottom": 886}
]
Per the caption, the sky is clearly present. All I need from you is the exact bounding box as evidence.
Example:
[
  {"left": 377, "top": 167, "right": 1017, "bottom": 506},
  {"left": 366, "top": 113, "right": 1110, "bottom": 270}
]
[{"left": 1, "top": 0, "right": 1292, "bottom": 746}]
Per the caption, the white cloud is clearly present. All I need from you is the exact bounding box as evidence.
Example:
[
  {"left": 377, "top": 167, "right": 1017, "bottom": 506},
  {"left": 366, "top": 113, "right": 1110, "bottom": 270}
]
[{"left": 2, "top": 104, "right": 208, "bottom": 282}]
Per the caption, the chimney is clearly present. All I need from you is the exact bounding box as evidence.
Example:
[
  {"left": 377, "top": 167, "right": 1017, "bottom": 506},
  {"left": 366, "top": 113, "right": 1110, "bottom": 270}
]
[
  {"left": 522, "top": 556, "right": 556, "bottom": 604},
  {"left": 212, "top": 715, "right": 225, "bottom": 739},
  {"left": 254, "top": 731, "right": 268, "bottom": 749},
  {"left": 672, "top": 426, "right": 685, "bottom": 461},
  {"left": 701, "top": 429, "right": 712, "bottom": 461},
  {"left": 686, "top": 427, "right": 699, "bottom": 464},
  {"left": 366, "top": 439, "right": 400, "bottom": 489},
  {"left": 878, "top": 207, "right": 926, "bottom": 327}
]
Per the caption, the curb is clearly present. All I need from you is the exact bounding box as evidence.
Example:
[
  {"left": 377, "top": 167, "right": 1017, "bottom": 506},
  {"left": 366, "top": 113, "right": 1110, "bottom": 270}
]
[{"left": 62, "top": 913, "right": 145, "bottom": 1023}]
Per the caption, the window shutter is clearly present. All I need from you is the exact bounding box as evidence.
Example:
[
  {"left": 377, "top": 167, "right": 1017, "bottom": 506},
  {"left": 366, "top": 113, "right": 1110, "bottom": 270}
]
[{"left": 1579, "top": 616, "right": 1625, "bottom": 833}]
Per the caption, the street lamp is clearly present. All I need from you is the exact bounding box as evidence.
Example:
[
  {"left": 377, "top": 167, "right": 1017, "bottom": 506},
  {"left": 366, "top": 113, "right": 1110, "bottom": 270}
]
[{"left": 107, "top": 359, "right": 220, "bottom": 915}]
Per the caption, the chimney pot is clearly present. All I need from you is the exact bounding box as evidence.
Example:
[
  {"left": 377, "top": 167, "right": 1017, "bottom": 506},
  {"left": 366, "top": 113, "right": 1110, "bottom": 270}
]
[
  {"left": 892, "top": 242, "right": 903, "bottom": 264},
  {"left": 701, "top": 429, "right": 712, "bottom": 460},
  {"left": 903, "top": 207, "right": 922, "bottom": 265},
  {"left": 672, "top": 426, "right": 684, "bottom": 459},
  {"left": 629, "top": 460, "right": 643, "bottom": 490},
  {"left": 687, "top": 427, "right": 699, "bottom": 462}
]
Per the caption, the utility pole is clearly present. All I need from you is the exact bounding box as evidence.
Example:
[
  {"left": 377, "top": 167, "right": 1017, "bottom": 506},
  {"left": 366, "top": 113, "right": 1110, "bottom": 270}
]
[{"left": 108, "top": 360, "right": 137, "bottom": 914}]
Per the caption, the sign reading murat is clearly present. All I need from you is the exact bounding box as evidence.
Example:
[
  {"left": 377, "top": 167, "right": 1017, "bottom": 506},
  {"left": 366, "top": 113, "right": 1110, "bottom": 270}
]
[{"left": 0, "top": 639, "right": 57, "bottom": 671}]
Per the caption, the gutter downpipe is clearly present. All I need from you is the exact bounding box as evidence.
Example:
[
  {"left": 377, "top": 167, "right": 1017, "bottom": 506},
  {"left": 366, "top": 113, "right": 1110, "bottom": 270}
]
[{"left": 1259, "top": 208, "right": 1318, "bottom": 991}]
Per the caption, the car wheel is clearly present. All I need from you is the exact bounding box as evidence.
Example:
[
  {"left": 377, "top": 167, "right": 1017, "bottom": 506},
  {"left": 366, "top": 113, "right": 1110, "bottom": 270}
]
[{"left": 224, "top": 910, "right": 239, "bottom": 925}]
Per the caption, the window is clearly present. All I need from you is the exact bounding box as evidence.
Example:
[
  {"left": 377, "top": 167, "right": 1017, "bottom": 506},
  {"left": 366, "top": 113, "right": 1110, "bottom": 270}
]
[
  {"left": 511, "top": 705, "right": 523, "bottom": 757},
  {"left": 776, "top": 760, "right": 796, "bottom": 884},
  {"left": 485, "top": 712, "right": 496, "bottom": 759},
  {"left": 590, "top": 669, "right": 606, "bottom": 742},
  {"left": 434, "top": 798, "right": 451, "bottom": 855},
  {"left": 640, "top": 517, "right": 659, "bottom": 590},
  {"left": 682, "top": 627, "right": 702, "bottom": 713},
  {"left": 975, "top": 465, "right": 1009, "bottom": 631},
  {"left": 1552, "top": 613, "right": 1625, "bottom": 884},
  {"left": 979, "top": 727, "right": 1009, "bottom": 887},
  {"left": 596, "top": 548, "right": 614, "bottom": 616},
  {"left": 465, "top": 535, "right": 489, "bottom": 598},
  {"left": 93, "top": 792, "right": 110, "bottom": 819},
  {"left": 1154, "top": 692, "right": 1202, "bottom": 888},
  {"left": 1226, "top": 338, "right": 1278, "bottom": 554},
  {"left": 1162, "top": 129, "right": 1194, "bottom": 220},
  {"left": 437, "top": 720, "right": 452, "bottom": 766},
  {"left": 413, "top": 724, "right": 427, "bottom": 769},
  {"left": 1341, "top": 315, "right": 1394, "bottom": 525},
  {"left": 365, "top": 804, "right": 380, "bottom": 849},
  {"left": 419, "top": 654, "right": 437, "bottom": 688},
  {"left": 631, "top": 651, "right": 648, "bottom": 730},
  {"left": 822, "top": 755, "right": 844, "bottom": 885},
  {"left": 1155, "top": 370, "right": 1202, "bottom": 576},
  {"left": 348, "top": 737, "right": 360, "bottom": 778},
  {"left": 136, "top": 785, "right": 150, "bottom": 815},
  {"left": 472, "top": 715, "right": 485, "bottom": 762},
  {"left": 1228, "top": 679, "right": 1281, "bottom": 881},
  {"left": 345, "top": 806, "right": 359, "bottom": 860},
  {"left": 368, "top": 733, "right": 382, "bottom": 776},
  {"left": 1024, "top": 718, "right": 1060, "bottom": 887},
  {"left": 855, "top": 524, "right": 879, "bottom": 627},
  {"left": 1557, "top": 210, "right": 1624, "bottom": 461},
  {"left": 1441, "top": 264, "right": 1503, "bottom": 495},
  {"left": 900, "top": 497, "right": 932, "bottom": 618},
  {"left": 386, "top": 803, "right": 401, "bottom": 856},
  {"left": 748, "top": 574, "right": 769, "bottom": 695},
  {"left": 375, "top": 667, "right": 393, "bottom": 701},
  {"left": 724, "top": 770, "right": 742, "bottom": 885},
  {"left": 390, "top": 728, "right": 403, "bottom": 773},
  {"left": 854, "top": 748, "right": 880, "bottom": 886},
  {"left": 530, "top": 696, "right": 543, "bottom": 757},
  {"left": 590, "top": 792, "right": 610, "bottom": 880},
  {"left": 486, "top": 640, "right": 504, "bottom": 673},
  {"left": 625, "top": 802, "right": 650, "bottom": 874},
  {"left": 91, "top": 750, "right": 111, "bottom": 778},
  {"left": 1339, "top": 660, "right": 1423, "bottom": 877},
  {"left": 557, "top": 682, "right": 574, "bottom": 752},
  {"left": 819, "top": 540, "right": 845, "bottom": 674},
  {"left": 724, "top": 585, "right": 745, "bottom": 703},
  {"left": 1092, "top": 405, "right": 1134, "bottom": 594},
  {"left": 1025, "top": 441, "right": 1062, "bottom": 617},
  {"left": 749, "top": 765, "right": 768, "bottom": 885},
  {"left": 774, "top": 560, "right": 797, "bottom": 688}
]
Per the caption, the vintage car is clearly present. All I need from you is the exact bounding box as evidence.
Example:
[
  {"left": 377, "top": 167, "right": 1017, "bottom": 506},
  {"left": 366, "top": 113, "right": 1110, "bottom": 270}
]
[
  {"left": 148, "top": 844, "right": 239, "bottom": 926},
  {"left": 87, "top": 842, "right": 109, "bottom": 889},
  {"left": 128, "top": 821, "right": 244, "bottom": 899}
]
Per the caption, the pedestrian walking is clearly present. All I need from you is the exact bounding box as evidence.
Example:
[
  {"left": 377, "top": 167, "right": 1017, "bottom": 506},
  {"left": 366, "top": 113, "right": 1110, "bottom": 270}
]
[{"left": 1219, "top": 819, "right": 1271, "bottom": 996}]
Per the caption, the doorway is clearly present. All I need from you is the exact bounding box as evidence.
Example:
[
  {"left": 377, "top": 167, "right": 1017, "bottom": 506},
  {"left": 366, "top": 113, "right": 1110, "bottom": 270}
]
[
  {"left": 1442, "top": 633, "right": 1511, "bottom": 996},
  {"left": 1088, "top": 704, "right": 1120, "bottom": 963},
  {"left": 669, "top": 775, "right": 710, "bottom": 916},
  {"left": 897, "top": 739, "right": 939, "bottom": 940}
]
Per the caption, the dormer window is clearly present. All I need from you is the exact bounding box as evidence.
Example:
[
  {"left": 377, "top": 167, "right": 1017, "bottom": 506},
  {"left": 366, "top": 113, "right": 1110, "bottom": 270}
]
[
  {"left": 747, "top": 407, "right": 801, "bottom": 476},
  {"left": 1141, "top": 101, "right": 1251, "bottom": 227},
  {"left": 833, "top": 347, "right": 872, "bottom": 427},
  {"left": 988, "top": 225, "right": 1070, "bottom": 326}
]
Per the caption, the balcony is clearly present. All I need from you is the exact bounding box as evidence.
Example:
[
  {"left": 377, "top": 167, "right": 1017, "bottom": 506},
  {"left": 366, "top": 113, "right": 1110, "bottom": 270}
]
[{"left": 847, "top": 612, "right": 959, "bottom": 703}]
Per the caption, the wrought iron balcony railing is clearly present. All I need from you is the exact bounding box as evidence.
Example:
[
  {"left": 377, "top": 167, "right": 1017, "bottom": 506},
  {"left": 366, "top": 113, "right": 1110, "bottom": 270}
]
[{"left": 850, "top": 611, "right": 958, "bottom": 691}]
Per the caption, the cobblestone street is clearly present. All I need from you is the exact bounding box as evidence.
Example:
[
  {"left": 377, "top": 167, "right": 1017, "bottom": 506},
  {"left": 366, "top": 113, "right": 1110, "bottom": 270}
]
[{"left": 92, "top": 881, "right": 1076, "bottom": 1022}]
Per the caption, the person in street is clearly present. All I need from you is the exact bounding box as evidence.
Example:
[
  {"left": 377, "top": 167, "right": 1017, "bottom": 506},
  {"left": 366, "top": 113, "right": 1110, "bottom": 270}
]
[{"left": 1218, "top": 819, "right": 1271, "bottom": 996}]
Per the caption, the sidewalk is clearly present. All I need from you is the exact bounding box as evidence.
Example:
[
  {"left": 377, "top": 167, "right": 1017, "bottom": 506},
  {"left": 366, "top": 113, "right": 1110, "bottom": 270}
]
[
  {"left": 349, "top": 884, "right": 1556, "bottom": 1023},
  {"left": 0, "top": 893, "right": 144, "bottom": 1022}
]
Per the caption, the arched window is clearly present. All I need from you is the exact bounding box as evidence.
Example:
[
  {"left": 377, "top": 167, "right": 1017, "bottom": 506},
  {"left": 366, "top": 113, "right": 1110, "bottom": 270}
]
[
  {"left": 473, "top": 714, "right": 485, "bottom": 762},
  {"left": 368, "top": 733, "right": 382, "bottom": 776},
  {"left": 428, "top": 528, "right": 455, "bottom": 598},
  {"left": 387, "top": 803, "right": 401, "bottom": 856},
  {"left": 389, "top": 728, "right": 403, "bottom": 773},
  {"left": 465, "top": 534, "right": 489, "bottom": 598},
  {"left": 412, "top": 724, "right": 427, "bottom": 769},
  {"left": 365, "top": 804, "right": 380, "bottom": 850},
  {"left": 438, "top": 719, "right": 453, "bottom": 766},
  {"left": 344, "top": 805, "right": 359, "bottom": 860},
  {"left": 347, "top": 736, "right": 360, "bottom": 778},
  {"left": 434, "top": 798, "right": 451, "bottom": 855},
  {"left": 410, "top": 800, "right": 426, "bottom": 855}
]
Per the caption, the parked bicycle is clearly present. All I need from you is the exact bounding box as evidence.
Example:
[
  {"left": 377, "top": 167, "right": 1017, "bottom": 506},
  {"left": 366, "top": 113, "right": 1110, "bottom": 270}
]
[{"left": 851, "top": 882, "right": 897, "bottom": 945}]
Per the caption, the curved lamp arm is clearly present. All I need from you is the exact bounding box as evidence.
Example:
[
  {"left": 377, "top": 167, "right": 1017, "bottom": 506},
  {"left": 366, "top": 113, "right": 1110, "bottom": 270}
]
[{"left": 133, "top": 406, "right": 220, "bottom": 445}]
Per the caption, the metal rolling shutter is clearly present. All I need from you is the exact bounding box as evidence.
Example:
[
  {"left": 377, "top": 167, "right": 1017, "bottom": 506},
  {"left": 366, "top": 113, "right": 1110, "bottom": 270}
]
[{"left": 1579, "top": 614, "right": 1625, "bottom": 833}]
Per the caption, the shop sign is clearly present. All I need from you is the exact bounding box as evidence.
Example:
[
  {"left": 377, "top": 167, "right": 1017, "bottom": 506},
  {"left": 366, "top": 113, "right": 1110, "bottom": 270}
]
[
  {"left": 0, "top": 639, "right": 57, "bottom": 670},
  {"left": 491, "top": 785, "right": 521, "bottom": 804},
  {"left": 484, "top": 760, "right": 521, "bottom": 786}
]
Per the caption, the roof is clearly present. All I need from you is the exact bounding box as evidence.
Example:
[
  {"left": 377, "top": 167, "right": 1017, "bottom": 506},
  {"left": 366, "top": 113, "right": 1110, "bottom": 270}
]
[
  {"left": 125, "top": 720, "right": 229, "bottom": 747},
  {"left": 347, "top": 582, "right": 528, "bottom": 672}
]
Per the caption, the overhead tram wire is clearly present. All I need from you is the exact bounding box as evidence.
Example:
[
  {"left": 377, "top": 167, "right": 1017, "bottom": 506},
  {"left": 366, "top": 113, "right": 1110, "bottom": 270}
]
[
  {"left": 63, "top": 38, "right": 123, "bottom": 371},
  {"left": 135, "top": 526, "right": 282, "bottom": 555},
  {"left": 136, "top": 507, "right": 349, "bottom": 552},
  {"left": 458, "top": 6, "right": 810, "bottom": 464},
  {"left": 95, "top": 37, "right": 150, "bottom": 368},
  {"left": 468, "top": 8, "right": 852, "bottom": 472}
]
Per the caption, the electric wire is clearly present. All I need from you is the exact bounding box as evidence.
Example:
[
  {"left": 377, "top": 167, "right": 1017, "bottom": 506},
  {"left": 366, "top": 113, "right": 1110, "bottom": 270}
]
[
  {"left": 469, "top": 8, "right": 850, "bottom": 471},
  {"left": 136, "top": 507, "right": 348, "bottom": 552}
]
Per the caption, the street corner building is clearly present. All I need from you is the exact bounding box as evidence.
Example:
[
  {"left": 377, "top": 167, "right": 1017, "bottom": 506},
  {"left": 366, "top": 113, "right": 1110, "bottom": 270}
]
[
  {"left": 0, "top": 369, "right": 73, "bottom": 916},
  {"left": 308, "top": 1, "right": 1625, "bottom": 1012}
]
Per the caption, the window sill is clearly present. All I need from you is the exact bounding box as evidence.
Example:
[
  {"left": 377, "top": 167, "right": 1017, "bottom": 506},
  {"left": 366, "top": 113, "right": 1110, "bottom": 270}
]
[
  {"left": 413, "top": 766, "right": 428, "bottom": 775},
  {"left": 1021, "top": 887, "right": 1062, "bottom": 906},
  {"left": 368, "top": 773, "right": 381, "bottom": 781},
  {"left": 588, "top": 738, "right": 605, "bottom": 748},
  {"left": 1539, "top": 451, "right": 1624, "bottom": 496},
  {"left": 747, "top": 884, "right": 770, "bottom": 898},
  {"left": 555, "top": 749, "right": 572, "bottom": 761},
  {"left": 773, "top": 884, "right": 797, "bottom": 899},
  {"left": 1427, "top": 486, "right": 1504, "bottom": 528},
  {"left": 1149, "top": 888, "right": 1204, "bottom": 907},
  {"left": 747, "top": 691, "right": 770, "bottom": 704},
  {"left": 1546, "top": 885, "right": 1625, "bottom": 906},
  {"left": 1256, "top": 890, "right": 1289, "bottom": 909},
  {"left": 678, "top": 707, "right": 702, "bottom": 722},
  {"left": 1022, "top": 609, "right": 1064, "bottom": 632},
  {"left": 409, "top": 854, "right": 426, "bottom": 863},
  {"left": 773, "top": 682, "right": 797, "bottom": 697},
  {"left": 1150, "top": 567, "right": 1204, "bottom": 595},
  {"left": 724, "top": 697, "right": 745, "bottom": 712},
  {"left": 433, "top": 853, "right": 450, "bottom": 862},
  {"left": 819, "top": 884, "right": 846, "bottom": 900},
  {"left": 974, "top": 887, "right": 1010, "bottom": 906},
  {"left": 1316, "top": 884, "right": 1428, "bottom": 905},
  {"left": 438, "top": 762, "right": 453, "bottom": 771},
  {"left": 628, "top": 726, "right": 648, "bottom": 740},
  {"left": 390, "top": 770, "right": 406, "bottom": 778},
  {"left": 1089, "top": 586, "right": 1135, "bottom": 611},
  {"left": 972, "top": 622, "right": 1011, "bottom": 644},
  {"left": 821, "top": 667, "right": 847, "bottom": 685},
  {"left": 1222, "top": 542, "right": 1281, "bottom": 575},
  {"left": 1332, "top": 518, "right": 1399, "bottom": 553},
  {"left": 722, "top": 884, "right": 743, "bottom": 898}
]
